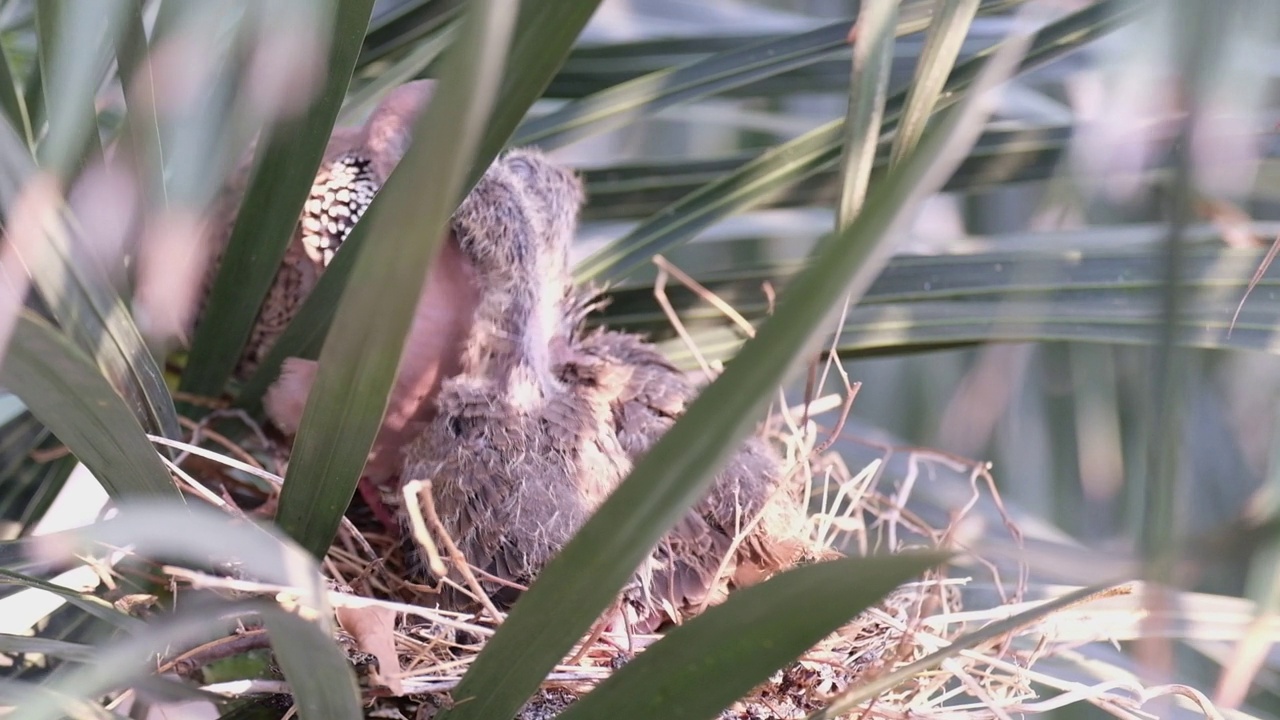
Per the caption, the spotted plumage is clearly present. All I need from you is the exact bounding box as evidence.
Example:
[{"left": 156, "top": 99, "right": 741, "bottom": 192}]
[
  {"left": 199, "top": 80, "right": 438, "bottom": 381},
  {"left": 300, "top": 153, "right": 379, "bottom": 267}
]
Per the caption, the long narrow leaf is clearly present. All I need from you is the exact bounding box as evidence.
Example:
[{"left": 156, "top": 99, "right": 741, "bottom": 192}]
[
  {"left": 889, "top": 0, "right": 982, "bottom": 167},
  {"left": 0, "top": 38, "right": 32, "bottom": 149},
  {"left": 9, "top": 600, "right": 354, "bottom": 720},
  {"left": 558, "top": 553, "right": 947, "bottom": 720},
  {"left": 0, "top": 311, "right": 174, "bottom": 498},
  {"left": 34, "top": 0, "right": 116, "bottom": 180},
  {"left": 604, "top": 245, "right": 1280, "bottom": 364},
  {"left": 108, "top": 0, "right": 165, "bottom": 201},
  {"left": 178, "top": 0, "right": 376, "bottom": 403},
  {"left": 438, "top": 19, "right": 1025, "bottom": 720},
  {"left": 0, "top": 15, "right": 181, "bottom": 441},
  {"left": 260, "top": 607, "right": 363, "bottom": 719},
  {"left": 809, "top": 584, "right": 1114, "bottom": 718},
  {"left": 581, "top": 124, "right": 1072, "bottom": 221},
  {"left": 0, "top": 633, "right": 95, "bottom": 661},
  {"left": 0, "top": 567, "right": 141, "bottom": 631},
  {"left": 574, "top": 0, "right": 1134, "bottom": 282},
  {"left": 275, "top": 0, "right": 520, "bottom": 558},
  {"left": 835, "top": 0, "right": 898, "bottom": 225}
]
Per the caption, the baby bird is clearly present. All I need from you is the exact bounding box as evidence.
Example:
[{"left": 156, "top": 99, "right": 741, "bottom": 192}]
[{"left": 403, "top": 150, "right": 806, "bottom": 630}]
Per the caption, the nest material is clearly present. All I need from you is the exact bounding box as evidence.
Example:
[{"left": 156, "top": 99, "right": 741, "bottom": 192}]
[{"left": 168, "top": 395, "right": 1018, "bottom": 720}]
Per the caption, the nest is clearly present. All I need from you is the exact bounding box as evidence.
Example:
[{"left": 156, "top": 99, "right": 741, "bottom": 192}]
[
  {"left": 156, "top": 381, "right": 1048, "bottom": 720},
  {"left": 147, "top": 289, "right": 1186, "bottom": 719}
]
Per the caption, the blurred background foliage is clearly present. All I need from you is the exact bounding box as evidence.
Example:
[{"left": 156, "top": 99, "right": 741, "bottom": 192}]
[{"left": 0, "top": 0, "right": 1277, "bottom": 717}]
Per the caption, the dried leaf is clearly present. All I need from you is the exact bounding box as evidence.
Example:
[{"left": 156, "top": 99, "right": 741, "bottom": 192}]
[{"left": 335, "top": 604, "right": 401, "bottom": 694}]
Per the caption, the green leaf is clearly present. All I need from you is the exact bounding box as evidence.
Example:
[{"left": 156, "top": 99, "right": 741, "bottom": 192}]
[
  {"left": 0, "top": 37, "right": 33, "bottom": 149},
  {"left": 178, "top": 0, "right": 376, "bottom": 405},
  {"left": 0, "top": 567, "right": 141, "bottom": 631},
  {"left": 34, "top": 0, "right": 116, "bottom": 180},
  {"left": 0, "top": 311, "right": 175, "bottom": 498},
  {"left": 276, "top": 0, "right": 521, "bottom": 559},
  {"left": 0, "top": 633, "right": 96, "bottom": 661},
  {"left": 605, "top": 245, "right": 1280, "bottom": 365},
  {"left": 437, "top": 21, "right": 1019, "bottom": 719},
  {"left": 359, "top": 0, "right": 461, "bottom": 66},
  {"left": 0, "top": 32, "right": 180, "bottom": 441},
  {"left": 557, "top": 552, "right": 948, "bottom": 720},
  {"left": 5, "top": 449, "right": 76, "bottom": 534},
  {"left": 6, "top": 600, "right": 355, "bottom": 720},
  {"left": 541, "top": 0, "right": 1025, "bottom": 100},
  {"left": 574, "top": 0, "right": 1135, "bottom": 282},
  {"left": 580, "top": 125, "right": 1071, "bottom": 221},
  {"left": 340, "top": 21, "right": 456, "bottom": 123},
  {"left": 514, "top": 18, "right": 859, "bottom": 150},
  {"left": 889, "top": 0, "right": 982, "bottom": 167},
  {"left": 834, "top": 0, "right": 898, "bottom": 225},
  {"left": 107, "top": 0, "right": 165, "bottom": 199},
  {"left": 259, "top": 606, "right": 362, "bottom": 720},
  {"left": 515, "top": 0, "right": 1028, "bottom": 152},
  {"left": 80, "top": 500, "right": 330, "bottom": 609}
]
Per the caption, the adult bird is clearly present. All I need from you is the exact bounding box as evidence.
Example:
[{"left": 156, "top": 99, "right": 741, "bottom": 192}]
[{"left": 200, "top": 79, "right": 481, "bottom": 492}]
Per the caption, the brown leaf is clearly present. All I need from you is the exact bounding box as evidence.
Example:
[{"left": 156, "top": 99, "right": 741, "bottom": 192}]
[{"left": 335, "top": 604, "right": 402, "bottom": 695}]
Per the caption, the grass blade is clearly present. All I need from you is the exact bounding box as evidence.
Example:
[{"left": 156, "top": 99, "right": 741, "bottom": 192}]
[
  {"left": 34, "top": 0, "right": 116, "bottom": 180},
  {"left": 177, "top": 0, "right": 376, "bottom": 404},
  {"left": 607, "top": 244, "right": 1280, "bottom": 365},
  {"left": 0, "top": 567, "right": 140, "bottom": 631},
  {"left": 437, "top": 18, "right": 1024, "bottom": 720},
  {"left": 0, "top": 311, "right": 174, "bottom": 498},
  {"left": 0, "top": 633, "right": 95, "bottom": 661},
  {"left": 339, "top": 21, "right": 457, "bottom": 123},
  {"left": 275, "top": 0, "right": 520, "bottom": 558},
  {"left": 0, "top": 8, "right": 181, "bottom": 441},
  {"left": 107, "top": 0, "right": 165, "bottom": 200},
  {"left": 0, "top": 35, "right": 33, "bottom": 149},
  {"left": 574, "top": 0, "right": 1134, "bottom": 282},
  {"left": 889, "top": 0, "right": 982, "bottom": 167},
  {"left": 581, "top": 124, "right": 1071, "bottom": 220},
  {"left": 8, "top": 600, "right": 352, "bottom": 720},
  {"left": 359, "top": 0, "right": 461, "bottom": 66},
  {"left": 558, "top": 553, "right": 947, "bottom": 720},
  {"left": 260, "top": 606, "right": 363, "bottom": 719},
  {"left": 835, "top": 0, "right": 898, "bottom": 225}
]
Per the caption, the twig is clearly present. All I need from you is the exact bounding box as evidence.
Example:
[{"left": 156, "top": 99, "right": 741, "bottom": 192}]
[
  {"left": 652, "top": 254, "right": 757, "bottom": 338},
  {"left": 177, "top": 414, "right": 265, "bottom": 471},
  {"left": 408, "top": 479, "right": 505, "bottom": 624},
  {"left": 201, "top": 679, "right": 293, "bottom": 697},
  {"left": 401, "top": 479, "right": 447, "bottom": 577},
  {"left": 653, "top": 260, "right": 715, "bottom": 380},
  {"left": 145, "top": 434, "right": 377, "bottom": 561},
  {"left": 157, "top": 628, "right": 272, "bottom": 677}
]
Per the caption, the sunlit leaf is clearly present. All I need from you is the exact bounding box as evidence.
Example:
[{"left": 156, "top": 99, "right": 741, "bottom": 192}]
[
  {"left": 0, "top": 311, "right": 174, "bottom": 498},
  {"left": 559, "top": 552, "right": 947, "bottom": 720}
]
